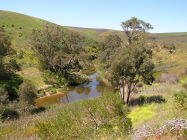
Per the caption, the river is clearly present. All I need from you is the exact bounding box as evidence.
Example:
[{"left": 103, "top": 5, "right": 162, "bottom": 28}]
[{"left": 35, "top": 73, "right": 110, "bottom": 106}]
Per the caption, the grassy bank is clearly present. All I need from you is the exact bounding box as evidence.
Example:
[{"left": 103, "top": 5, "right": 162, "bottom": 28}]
[{"left": 0, "top": 92, "right": 132, "bottom": 140}]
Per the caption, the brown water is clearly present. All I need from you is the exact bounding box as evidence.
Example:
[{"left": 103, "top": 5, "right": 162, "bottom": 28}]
[{"left": 35, "top": 73, "right": 109, "bottom": 106}]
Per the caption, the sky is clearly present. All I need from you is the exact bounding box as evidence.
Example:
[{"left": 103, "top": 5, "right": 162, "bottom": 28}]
[{"left": 0, "top": 0, "right": 187, "bottom": 33}]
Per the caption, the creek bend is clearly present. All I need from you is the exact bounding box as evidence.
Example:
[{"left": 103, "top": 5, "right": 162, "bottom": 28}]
[{"left": 35, "top": 73, "right": 110, "bottom": 106}]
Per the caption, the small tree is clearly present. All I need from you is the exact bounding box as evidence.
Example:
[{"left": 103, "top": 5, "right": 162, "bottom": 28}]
[
  {"left": 19, "top": 80, "right": 37, "bottom": 105},
  {"left": 110, "top": 44, "right": 155, "bottom": 104}
]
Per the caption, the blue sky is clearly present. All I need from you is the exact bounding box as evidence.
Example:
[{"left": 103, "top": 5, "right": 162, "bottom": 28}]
[{"left": 0, "top": 0, "right": 187, "bottom": 33}]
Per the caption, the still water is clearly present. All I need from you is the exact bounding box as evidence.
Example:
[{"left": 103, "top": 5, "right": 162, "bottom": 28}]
[{"left": 35, "top": 73, "right": 109, "bottom": 106}]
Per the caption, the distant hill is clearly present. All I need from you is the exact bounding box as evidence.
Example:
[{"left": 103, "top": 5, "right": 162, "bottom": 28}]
[{"left": 1, "top": 10, "right": 187, "bottom": 42}]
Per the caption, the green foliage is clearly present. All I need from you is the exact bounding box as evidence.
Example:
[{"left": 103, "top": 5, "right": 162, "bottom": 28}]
[
  {"left": 0, "top": 87, "right": 9, "bottom": 105},
  {"left": 42, "top": 70, "right": 67, "bottom": 85},
  {"left": 36, "top": 93, "right": 132, "bottom": 139},
  {"left": 0, "top": 73, "right": 23, "bottom": 101},
  {"left": 17, "top": 50, "right": 24, "bottom": 59},
  {"left": 0, "top": 108, "right": 19, "bottom": 122},
  {"left": 99, "top": 34, "right": 122, "bottom": 67},
  {"left": 5, "top": 59, "right": 21, "bottom": 72},
  {"left": 173, "top": 91, "right": 187, "bottom": 110},
  {"left": 84, "top": 39, "right": 101, "bottom": 60},
  {"left": 19, "top": 80, "right": 37, "bottom": 105},
  {"left": 110, "top": 43, "right": 155, "bottom": 103},
  {"left": 31, "top": 24, "right": 89, "bottom": 85}
]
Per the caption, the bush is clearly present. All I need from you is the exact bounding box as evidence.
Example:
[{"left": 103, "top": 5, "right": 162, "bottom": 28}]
[
  {"left": 0, "top": 87, "right": 9, "bottom": 105},
  {"left": 42, "top": 70, "right": 67, "bottom": 85},
  {"left": 0, "top": 108, "right": 19, "bottom": 122},
  {"left": 36, "top": 93, "right": 132, "bottom": 139},
  {"left": 7, "top": 59, "right": 21, "bottom": 71},
  {"left": 17, "top": 50, "right": 24, "bottom": 59},
  {"left": 173, "top": 91, "right": 187, "bottom": 110},
  {"left": 19, "top": 80, "right": 37, "bottom": 105}
]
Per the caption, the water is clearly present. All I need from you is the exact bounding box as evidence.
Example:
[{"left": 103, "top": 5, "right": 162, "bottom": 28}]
[{"left": 35, "top": 73, "right": 109, "bottom": 106}]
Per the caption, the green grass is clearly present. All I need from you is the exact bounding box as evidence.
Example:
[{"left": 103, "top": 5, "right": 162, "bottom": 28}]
[
  {"left": 16, "top": 67, "right": 44, "bottom": 88},
  {"left": 128, "top": 105, "right": 156, "bottom": 126}
]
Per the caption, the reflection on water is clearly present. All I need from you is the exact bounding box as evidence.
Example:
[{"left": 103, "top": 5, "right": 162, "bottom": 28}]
[{"left": 36, "top": 73, "right": 109, "bottom": 106}]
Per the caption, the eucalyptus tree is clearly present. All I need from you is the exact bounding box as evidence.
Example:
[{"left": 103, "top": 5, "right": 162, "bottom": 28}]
[
  {"left": 31, "top": 25, "right": 87, "bottom": 85},
  {"left": 110, "top": 18, "right": 155, "bottom": 104},
  {"left": 121, "top": 17, "right": 153, "bottom": 44}
]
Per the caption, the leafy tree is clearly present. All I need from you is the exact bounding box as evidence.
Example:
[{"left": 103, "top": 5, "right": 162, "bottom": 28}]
[
  {"left": 84, "top": 39, "right": 101, "bottom": 60},
  {"left": 0, "top": 27, "right": 19, "bottom": 77},
  {"left": 110, "top": 43, "right": 155, "bottom": 104},
  {"left": 0, "top": 27, "right": 11, "bottom": 76},
  {"left": 31, "top": 25, "right": 88, "bottom": 85},
  {"left": 121, "top": 17, "right": 153, "bottom": 44},
  {"left": 100, "top": 34, "right": 122, "bottom": 67},
  {"left": 109, "top": 18, "right": 155, "bottom": 104}
]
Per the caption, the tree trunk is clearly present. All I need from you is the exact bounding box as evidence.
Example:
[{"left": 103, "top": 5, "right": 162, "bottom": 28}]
[
  {"left": 122, "top": 86, "right": 126, "bottom": 104},
  {"left": 120, "top": 86, "right": 126, "bottom": 104},
  {"left": 126, "top": 91, "right": 131, "bottom": 104}
]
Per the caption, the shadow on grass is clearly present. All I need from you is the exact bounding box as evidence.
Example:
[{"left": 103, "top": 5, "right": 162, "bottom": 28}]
[
  {"left": 30, "top": 107, "right": 46, "bottom": 115},
  {"left": 129, "top": 95, "right": 166, "bottom": 106}
]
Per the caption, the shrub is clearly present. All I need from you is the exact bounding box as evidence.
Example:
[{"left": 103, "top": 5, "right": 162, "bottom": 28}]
[
  {"left": 18, "top": 32, "right": 23, "bottom": 37},
  {"left": 17, "top": 50, "right": 24, "bottom": 59},
  {"left": 7, "top": 59, "right": 21, "bottom": 71},
  {"left": 0, "top": 87, "right": 9, "bottom": 105},
  {"left": 19, "top": 80, "right": 37, "bottom": 105},
  {"left": 162, "top": 42, "right": 176, "bottom": 53},
  {"left": 42, "top": 70, "right": 67, "bottom": 85},
  {"left": 36, "top": 93, "right": 132, "bottom": 139},
  {"left": 173, "top": 91, "right": 187, "bottom": 110},
  {"left": 0, "top": 108, "right": 19, "bottom": 122}
]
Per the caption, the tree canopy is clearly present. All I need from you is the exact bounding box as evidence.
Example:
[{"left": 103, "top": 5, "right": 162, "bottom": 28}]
[
  {"left": 31, "top": 25, "right": 89, "bottom": 85},
  {"left": 121, "top": 17, "right": 153, "bottom": 44}
]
